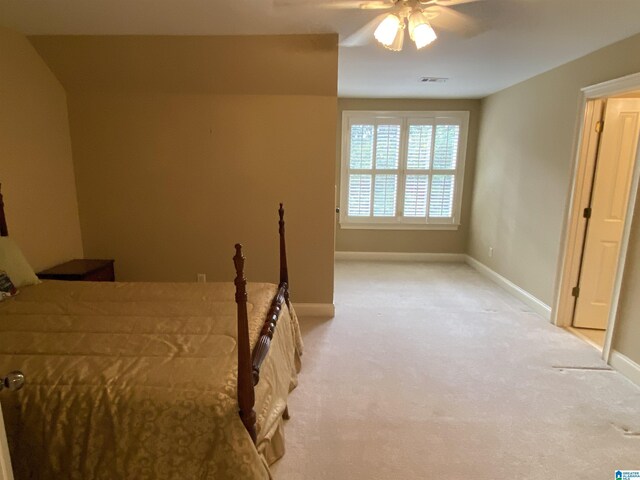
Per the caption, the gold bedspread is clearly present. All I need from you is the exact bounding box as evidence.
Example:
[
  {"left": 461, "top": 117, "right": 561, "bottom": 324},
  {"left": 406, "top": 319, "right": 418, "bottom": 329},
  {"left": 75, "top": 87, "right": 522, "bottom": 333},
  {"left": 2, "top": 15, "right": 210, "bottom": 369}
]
[{"left": 0, "top": 280, "right": 303, "bottom": 480}]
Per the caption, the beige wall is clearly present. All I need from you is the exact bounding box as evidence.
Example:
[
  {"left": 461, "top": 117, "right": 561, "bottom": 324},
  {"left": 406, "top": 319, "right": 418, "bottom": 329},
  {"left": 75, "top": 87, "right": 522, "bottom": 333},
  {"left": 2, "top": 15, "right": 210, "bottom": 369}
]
[
  {"left": 0, "top": 26, "right": 83, "bottom": 271},
  {"left": 336, "top": 98, "right": 481, "bottom": 253},
  {"left": 30, "top": 35, "right": 338, "bottom": 304},
  {"left": 468, "top": 33, "right": 640, "bottom": 363}
]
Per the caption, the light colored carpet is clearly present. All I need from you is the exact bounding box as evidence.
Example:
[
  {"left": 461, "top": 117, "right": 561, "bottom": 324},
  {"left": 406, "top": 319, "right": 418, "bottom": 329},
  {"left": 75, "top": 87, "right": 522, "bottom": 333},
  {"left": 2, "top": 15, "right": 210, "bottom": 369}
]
[{"left": 271, "top": 261, "right": 640, "bottom": 479}]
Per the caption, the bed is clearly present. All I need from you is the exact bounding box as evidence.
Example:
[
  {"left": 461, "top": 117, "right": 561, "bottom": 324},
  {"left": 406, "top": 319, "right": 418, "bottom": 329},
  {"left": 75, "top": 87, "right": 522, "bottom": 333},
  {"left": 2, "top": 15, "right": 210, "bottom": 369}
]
[{"left": 0, "top": 185, "right": 302, "bottom": 479}]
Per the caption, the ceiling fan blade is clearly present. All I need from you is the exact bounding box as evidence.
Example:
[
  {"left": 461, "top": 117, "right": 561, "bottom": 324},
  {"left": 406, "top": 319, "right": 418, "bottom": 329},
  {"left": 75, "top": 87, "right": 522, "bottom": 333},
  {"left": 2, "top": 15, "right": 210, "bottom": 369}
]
[
  {"left": 420, "top": 0, "right": 483, "bottom": 5},
  {"left": 437, "top": 0, "right": 484, "bottom": 5},
  {"left": 429, "top": 5, "right": 485, "bottom": 37},
  {"left": 359, "top": 1, "right": 395, "bottom": 10},
  {"left": 273, "top": 0, "right": 349, "bottom": 7},
  {"left": 273, "top": 0, "right": 391, "bottom": 8},
  {"left": 340, "top": 13, "right": 388, "bottom": 47}
]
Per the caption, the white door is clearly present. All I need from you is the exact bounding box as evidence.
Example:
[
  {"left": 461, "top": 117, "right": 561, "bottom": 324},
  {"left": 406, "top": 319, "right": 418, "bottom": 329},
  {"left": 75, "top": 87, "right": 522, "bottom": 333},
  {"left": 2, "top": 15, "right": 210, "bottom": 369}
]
[
  {"left": 0, "top": 403, "right": 14, "bottom": 480},
  {"left": 573, "top": 98, "right": 640, "bottom": 329}
]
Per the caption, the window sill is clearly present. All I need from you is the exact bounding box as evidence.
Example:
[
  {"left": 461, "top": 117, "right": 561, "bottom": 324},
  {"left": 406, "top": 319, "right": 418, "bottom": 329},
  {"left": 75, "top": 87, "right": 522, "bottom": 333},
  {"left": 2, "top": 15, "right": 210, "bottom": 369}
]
[{"left": 339, "top": 223, "right": 460, "bottom": 231}]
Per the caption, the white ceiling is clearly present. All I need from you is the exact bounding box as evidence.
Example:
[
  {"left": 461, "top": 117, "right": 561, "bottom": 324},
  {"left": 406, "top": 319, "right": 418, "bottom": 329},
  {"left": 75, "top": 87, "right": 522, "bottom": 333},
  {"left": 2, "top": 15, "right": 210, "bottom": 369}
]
[{"left": 1, "top": 0, "right": 640, "bottom": 98}]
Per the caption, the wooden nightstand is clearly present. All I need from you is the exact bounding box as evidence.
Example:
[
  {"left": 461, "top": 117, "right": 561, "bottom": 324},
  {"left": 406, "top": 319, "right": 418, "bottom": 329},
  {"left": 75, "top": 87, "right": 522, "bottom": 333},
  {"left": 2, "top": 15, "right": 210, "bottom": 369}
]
[{"left": 37, "top": 259, "right": 115, "bottom": 282}]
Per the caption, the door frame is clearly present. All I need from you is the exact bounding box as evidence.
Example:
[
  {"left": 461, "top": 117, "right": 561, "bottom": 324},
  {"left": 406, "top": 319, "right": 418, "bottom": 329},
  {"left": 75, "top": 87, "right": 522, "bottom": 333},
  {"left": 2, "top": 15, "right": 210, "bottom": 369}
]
[{"left": 552, "top": 72, "right": 640, "bottom": 362}]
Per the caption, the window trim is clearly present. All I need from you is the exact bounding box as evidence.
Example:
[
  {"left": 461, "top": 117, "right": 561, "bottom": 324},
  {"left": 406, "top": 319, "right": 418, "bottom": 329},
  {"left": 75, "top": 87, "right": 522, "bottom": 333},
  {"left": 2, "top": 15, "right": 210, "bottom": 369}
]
[{"left": 339, "top": 110, "right": 470, "bottom": 230}]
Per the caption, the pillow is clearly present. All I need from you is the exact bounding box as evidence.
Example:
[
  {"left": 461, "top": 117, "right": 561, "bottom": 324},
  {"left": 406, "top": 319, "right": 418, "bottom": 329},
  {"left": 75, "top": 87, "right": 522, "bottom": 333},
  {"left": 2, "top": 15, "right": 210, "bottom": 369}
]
[{"left": 0, "top": 237, "right": 40, "bottom": 288}]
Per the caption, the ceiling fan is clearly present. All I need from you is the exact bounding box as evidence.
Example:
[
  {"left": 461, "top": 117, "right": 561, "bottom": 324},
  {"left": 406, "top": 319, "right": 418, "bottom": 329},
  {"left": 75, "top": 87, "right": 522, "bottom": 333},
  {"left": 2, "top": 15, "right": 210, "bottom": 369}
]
[{"left": 274, "top": 0, "right": 485, "bottom": 51}]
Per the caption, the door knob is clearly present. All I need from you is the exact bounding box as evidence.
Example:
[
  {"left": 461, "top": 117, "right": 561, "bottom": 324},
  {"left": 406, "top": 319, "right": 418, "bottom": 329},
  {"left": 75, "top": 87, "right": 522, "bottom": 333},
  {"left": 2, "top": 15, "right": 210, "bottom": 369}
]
[{"left": 1, "top": 371, "right": 25, "bottom": 392}]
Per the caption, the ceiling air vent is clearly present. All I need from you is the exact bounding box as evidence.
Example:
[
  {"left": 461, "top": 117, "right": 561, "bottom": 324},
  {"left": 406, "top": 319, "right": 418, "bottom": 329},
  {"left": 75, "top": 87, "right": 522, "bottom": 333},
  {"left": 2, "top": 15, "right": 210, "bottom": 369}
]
[{"left": 420, "top": 77, "right": 448, "bottom": 83}]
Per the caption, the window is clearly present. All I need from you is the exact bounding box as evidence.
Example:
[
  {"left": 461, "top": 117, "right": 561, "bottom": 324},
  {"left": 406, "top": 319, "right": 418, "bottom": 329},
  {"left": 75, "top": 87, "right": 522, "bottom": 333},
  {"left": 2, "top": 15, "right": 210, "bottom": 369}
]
[{"left": 340, "top": 111, "right": 469, "bottom": 230}]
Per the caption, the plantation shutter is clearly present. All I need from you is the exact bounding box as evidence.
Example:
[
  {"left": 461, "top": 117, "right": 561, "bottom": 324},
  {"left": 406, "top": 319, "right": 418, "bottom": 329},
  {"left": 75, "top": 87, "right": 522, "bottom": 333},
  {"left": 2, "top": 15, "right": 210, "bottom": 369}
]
[
  {"left": 347, "top": 124, "right": 374, "bottom": 217},
  {"left": 341, "top": 111, "right": 467, "bottom": 227},
  {"left": 404, "top": 122, "right": 432, "bottom": 218},
  {"left": 346, "top": 118, "right": 402, "bottom": 219},
  {"left": 427, "top": 122, "right": 460, "bottom": 222}
]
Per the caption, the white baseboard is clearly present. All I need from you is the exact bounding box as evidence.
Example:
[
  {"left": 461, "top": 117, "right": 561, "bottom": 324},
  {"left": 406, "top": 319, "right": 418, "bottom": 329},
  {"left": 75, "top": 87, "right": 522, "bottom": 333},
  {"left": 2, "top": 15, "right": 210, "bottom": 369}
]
[
  {"left": 294, "top": 303, "right": 335, "bottom": 318},
  {"left": 609, "top": 350, "right": 640, "bottom": 388},
  {"left": 334, "top": 251, "right": 466, "bottom": 262},
  {"left": 464, "top": 255, "right": 552, "bottom": 320}
]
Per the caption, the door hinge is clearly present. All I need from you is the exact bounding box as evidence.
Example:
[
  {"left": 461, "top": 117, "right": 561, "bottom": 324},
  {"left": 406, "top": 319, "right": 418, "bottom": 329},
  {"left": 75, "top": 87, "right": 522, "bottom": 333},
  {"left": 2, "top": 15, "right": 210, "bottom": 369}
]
[
  {"left": 571, "top": 286, "right": 580, "bottom": 298},
  {"left": 595, "top": 120, "right": 604, "bottom": 133},
  {"left": 583, "top": 207, "right": 592, "bottom": 219}
]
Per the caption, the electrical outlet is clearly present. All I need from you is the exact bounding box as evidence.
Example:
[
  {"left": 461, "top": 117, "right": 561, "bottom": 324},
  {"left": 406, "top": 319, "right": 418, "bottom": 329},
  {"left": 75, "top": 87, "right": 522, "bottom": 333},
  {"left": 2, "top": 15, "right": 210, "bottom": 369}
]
[
  {"left": 489, "top": 247, "right": 494, "bottom": 258},
  {"left": 197, "top": 273, "right": 206, "bottom": 283}
]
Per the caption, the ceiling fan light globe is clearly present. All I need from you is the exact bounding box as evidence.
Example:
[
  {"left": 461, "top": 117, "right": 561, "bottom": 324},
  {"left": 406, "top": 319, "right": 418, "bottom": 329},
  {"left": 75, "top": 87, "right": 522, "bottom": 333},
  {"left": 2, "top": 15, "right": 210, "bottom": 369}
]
[
  {"left": 413, "top": 23, "right": 437, "bottom": 49},
  {"left": 374, "top": 13, "right": 401, "bottom": 46},
  {"left": 408, "top": 9, "right": 429, "bottom": 40},
  {"left": 384, "top": 24, "right": 405, "bottom": 51}
]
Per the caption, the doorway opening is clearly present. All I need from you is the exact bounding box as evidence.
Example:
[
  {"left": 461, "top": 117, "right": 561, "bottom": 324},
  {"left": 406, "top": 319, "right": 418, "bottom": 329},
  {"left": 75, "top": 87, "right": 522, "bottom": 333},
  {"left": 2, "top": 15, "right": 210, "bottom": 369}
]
[{"left": 553, "top": 73, "right": 640, "bottom": 360}]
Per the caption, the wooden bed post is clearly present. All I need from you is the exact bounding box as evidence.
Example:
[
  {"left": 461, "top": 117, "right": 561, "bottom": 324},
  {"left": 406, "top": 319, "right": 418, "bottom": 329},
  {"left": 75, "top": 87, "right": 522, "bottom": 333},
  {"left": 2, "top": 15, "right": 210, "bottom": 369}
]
[
  {"left": 234, "top": 206, "right": 292, "bottom": 439},
  {"left": 249, "top": 205, "right": 291, "bottom": 387},
  {"left": 233, "top": 244, "right": 257, "bottom": 444},
  {"left": 278, "top": 203, "right": 290, "bottom": 306},
  {"left": 0, "top": 184, "right": 8, "bottom": 237}
]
